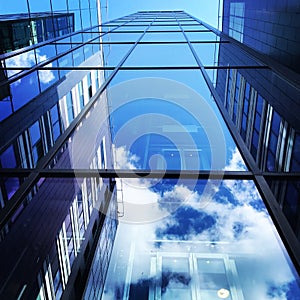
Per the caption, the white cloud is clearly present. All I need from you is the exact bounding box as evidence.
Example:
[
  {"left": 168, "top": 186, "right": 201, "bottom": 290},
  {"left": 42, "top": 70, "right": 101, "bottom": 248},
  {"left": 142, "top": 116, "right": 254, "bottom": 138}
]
[
  {"left": 104, "top": 147, "right": 298, "bottom": 299},
  {"left": 6, "top": 50, "right": 55, "bottom": 85}
]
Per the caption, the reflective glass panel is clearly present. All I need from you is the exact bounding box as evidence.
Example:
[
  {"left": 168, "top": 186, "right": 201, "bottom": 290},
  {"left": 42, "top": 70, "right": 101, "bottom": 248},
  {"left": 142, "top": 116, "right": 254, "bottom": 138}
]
[
  {"left": 11, "top": 71, "right": 40, "bottom": 111},
  {"left": 103, "top": 179, "right": 300, "bottom": 299},
  {"left": 185, "top": 31, "right": 220, "bottom": 41},
  {"left": 141, "top": 32, "right": 185, "bottom": 42},
  {"left": 123, "top": 44, "right": 197, "bottom": 67}
]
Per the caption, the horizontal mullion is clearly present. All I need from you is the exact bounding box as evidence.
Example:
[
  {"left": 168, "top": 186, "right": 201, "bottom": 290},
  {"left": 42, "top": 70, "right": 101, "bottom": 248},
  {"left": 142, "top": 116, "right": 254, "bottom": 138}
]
[
  {"left": 0, "top": 168, "right": 252, "bottom": 179},
  {"left": 1, "top": 65, "right": 268, "bottom": 71},
  {"left": 2, "top": 169, "right": 300, "bottom": 179},
  {"left": 52, "top": 40, "right": 229, "bottom": 45}
]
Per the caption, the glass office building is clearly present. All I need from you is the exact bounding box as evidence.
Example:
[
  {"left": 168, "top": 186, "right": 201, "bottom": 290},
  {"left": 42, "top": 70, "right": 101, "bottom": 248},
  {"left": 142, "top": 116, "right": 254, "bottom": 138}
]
[
  {"left": 0, "top": 6, "right": 300, "bottom": 300},
  {"left": 222, "top": 0, "right": 300, "bottom": 74},
  {"left": 0, "top": 1, "right": 118, "bottom": 299},
  {"left": 0, "top": 12, "right": 75, "bottom": 54}
]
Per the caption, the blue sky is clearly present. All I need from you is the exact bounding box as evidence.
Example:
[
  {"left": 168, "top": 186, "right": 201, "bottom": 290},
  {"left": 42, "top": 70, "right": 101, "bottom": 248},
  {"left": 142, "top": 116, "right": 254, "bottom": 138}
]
[{"left": 103, "top": 0, "right": 223, "bottom": 29}]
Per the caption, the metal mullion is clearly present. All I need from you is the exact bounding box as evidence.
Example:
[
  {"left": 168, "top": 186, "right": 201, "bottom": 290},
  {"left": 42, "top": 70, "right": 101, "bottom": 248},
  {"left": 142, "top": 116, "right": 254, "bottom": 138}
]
[
  {"left": 0, "top": 168, "right": 253, "bottom": 179},
  {"left": 2, "top": 66, "right": 269, "bottom": 72},
  {"left": 179, "top": 14, "right": 300, "bottom": 274},
  {"left": 0, "top": 18, "right": 156, "bottom": 230}
]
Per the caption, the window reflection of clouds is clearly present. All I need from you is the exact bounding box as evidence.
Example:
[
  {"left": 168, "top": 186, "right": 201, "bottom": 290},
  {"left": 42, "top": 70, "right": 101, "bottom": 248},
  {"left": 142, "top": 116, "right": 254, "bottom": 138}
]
[
  {"left": 103, "top": 146, "right": 300, "bottom": 299},
  {"left": 6, "top": 50, "right": 55, "bottom": 84}
]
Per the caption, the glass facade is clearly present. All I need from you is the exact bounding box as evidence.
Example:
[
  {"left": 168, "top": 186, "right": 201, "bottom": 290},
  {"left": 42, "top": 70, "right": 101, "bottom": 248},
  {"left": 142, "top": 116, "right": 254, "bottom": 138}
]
[{"left": 0, "top": 7, "right": 300, "bottom": 300}]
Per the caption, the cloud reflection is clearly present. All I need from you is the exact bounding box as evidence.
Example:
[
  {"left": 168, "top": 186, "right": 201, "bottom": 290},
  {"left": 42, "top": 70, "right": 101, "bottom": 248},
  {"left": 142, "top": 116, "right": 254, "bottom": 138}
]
[
  {"left": 6, "top": 50, "right": 55, "bottom": 84},
  {"left": 103, "top": 147, "right": 299, "bottom": 299}
]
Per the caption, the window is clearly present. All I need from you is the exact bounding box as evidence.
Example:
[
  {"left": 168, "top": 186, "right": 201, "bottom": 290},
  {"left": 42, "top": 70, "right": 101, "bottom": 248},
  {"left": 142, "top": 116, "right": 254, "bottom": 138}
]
[
  {"left": 229, "top": 2, "right": 245, "bottom": 42},
  {"left": 250, "top": 95, "right": 264, "bottom": 159},
  {"left": 50, "top": 104, "right": 61, "bottom": 142},
  {"left": 266, "top": 111, "right": 281, "bottom": 171},
  {"left": 29, "top": 121, "right": 44, "bottom": 166},
  {"left": 66, "top": 92, "right": 74, "bottom": 124}
]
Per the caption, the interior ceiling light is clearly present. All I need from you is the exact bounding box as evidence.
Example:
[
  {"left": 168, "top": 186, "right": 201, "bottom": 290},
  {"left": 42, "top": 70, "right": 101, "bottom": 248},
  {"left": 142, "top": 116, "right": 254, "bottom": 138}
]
[{"left": 217, "top": 288, "right": 230, "bottom": 299}]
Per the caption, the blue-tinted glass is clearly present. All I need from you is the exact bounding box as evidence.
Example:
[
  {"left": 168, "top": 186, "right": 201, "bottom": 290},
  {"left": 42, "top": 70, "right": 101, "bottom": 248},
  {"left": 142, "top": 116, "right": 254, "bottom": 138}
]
[
  {"left": 39, "top": 60, "right": 59, "bottom": 92},
  {"left": 68, "top": 0, "right": 79, "bottom": 9},
  {"left": 141, "top": 32, "right": 185, "bottom": 42},
  {"left": 124, "top": 44, "right": 197, "bottom": 67},
  {"left": 256, "top": 95, "right": 264, "bottom": 114},
  {"left": 66, "top": 92, "right": 74, "bottom": 122},
  {"left": 0, "top": 1, "right": 28, "bottom": 14},
  {"left": 181, "top": 25, "right": 206, "bottom": 31},
  {"left": 73, "top": 47, "right": 84, "bottom": 66},
  {"left": 103, "top": 179, "right": 300, "bottom": 299},
  {"left": 103, "top": 32, "right": 143, "bottom": 42},
  {"left": 71, "top": 10, "right": 82, "bottom": 31},
  {"left": 83, "top": 43, "right": 93, "bottom": 59},
  {"left": 4, "top": 178, "right": 20, "bottom": 200},
  {"left": 81, "top": 9, "right": 91, "bottom": 29},
  {"left": 58, "top": 53, "right": 73, "bottom": 77},
  {"left": 55, "top": 37, "right": 72, "bottom": 53},
  {"left": 103, "top": 44, "right": 132, "bottom": 67},
  {"left": 29, "top": 121, "right": 41, "bottom": 145},
  {"left": 269, "top": 132, "right": 278, "bottom": 154},
  {"left": 1, "top": 146, "right": 16, "bottom": 168},
  {"left": 283, "top": 182, "right": 300, "bottom": 230},
  {"left": 0, "top": 100, "right": 13, "bottom": 122},
  {"left": 51, "top": 105, "right": 59, "bottom": 123},
  {"left": 267, "top": 151, "right": 276, "bottom": 171},
  {"left": 51, "top": 0, "right": 67, "bottom": 11},
  {"left": 81, "top": 0, "right": 89, "bottom": 9},
  {"left": 90, "top": 8, "right": 98, "bottom": 26},
  {"left": 186, "top": 31, "right": 219, "bottom": 41},
  {"left": 252, "top": 129, "right": 259, "bottom": 147},
  {"left": 118, "top": 25, "right": 148, "bottom": 31},
  {"left": 290, "top": 133, "right": 300, "bottom": 172},
  {"left": 44, "top": 18, "right": 55, "bottom": 39},
  {"left": 71, "top": 32, "right": 83, "bottom": 43},
  {"left": 243, "top": 98, "right": 249, "bottom": 114},
  {"left": 254, "top": 114, "right": 261, "bottom": 130},
  {"left": 28, "top": 0, "right": 51, "bottom": 13},
  {"left": 148, "top": 26, "right": 181, "bottom": 31},
  {"left": 272, "top": 111, "right": 281, "bottom": 134},
  {"left": 109, "top": 70, "right": 247, "bottom": 171},
  {"left": 5, "top": 50, "right": 36, "bottom": 78},
  {"left": 11, "top": 71, "right": 40, "bottom": 111},
  {"left": 192, "top": 42, "right": 220, "bottom": 66}
]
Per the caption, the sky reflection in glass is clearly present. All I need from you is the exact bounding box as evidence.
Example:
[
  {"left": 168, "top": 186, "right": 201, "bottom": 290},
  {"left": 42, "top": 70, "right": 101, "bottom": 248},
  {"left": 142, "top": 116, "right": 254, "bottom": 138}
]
[
  {"left": 102, "top": 177, "right": 300, "bottom": 299},
  {"left": 108, "top": 75, "right": 247, "bottom": 171}
]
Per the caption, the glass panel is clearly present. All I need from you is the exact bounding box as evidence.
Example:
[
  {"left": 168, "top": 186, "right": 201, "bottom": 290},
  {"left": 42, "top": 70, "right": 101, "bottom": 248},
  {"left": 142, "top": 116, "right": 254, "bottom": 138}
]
[
  {"left": 141, "top": 32, "right": 185, "bottom": 42},
  {"left": 107, "top": 69, "right": 246, "bottom": 171},
  {"left": 103, "top": 179, "right": 300, "bottom": 299},
  {"left": 192, "top": 42, "right": 220, "bottom": 66},
  {"left": 0, "top": 95, "right": 13, "bottom": 121},
  {"left": 124, "top": 44, "right": 197, "bottom": 67},
  {"left": 102, "top": 32, "right": 143, "bottom": 42},
  {"left": 81, "top": 9, "right": 91, "bottom": 29},
  {"left": 5, "top": 50, "right": 36, "bottom": 78},
  {"left": 28, "top": 0, "right": 51, "bottom": 13},
  {"left": 185, "top": 31, "right": 220, "bottom": 41},
  {"left": 148, "top": 26, "right": 181, "bottom": 32},
  {"left": 0, "top": 1, "right": 28, "bottom": 14},
  {"left": 11, "top": 71, "right": 40, "bottom": 111},
  {"left": 103, "top": 44, "right": 132, "bottom": 67},
  {"left": 51, "top": 0, "right": 67, "bottom": 11},
  {"left": 116, "top": 25, "right": 150, "bottom": 31},
  {"left": 39, "top": 60, "right": 59, "bottom": 92}
]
